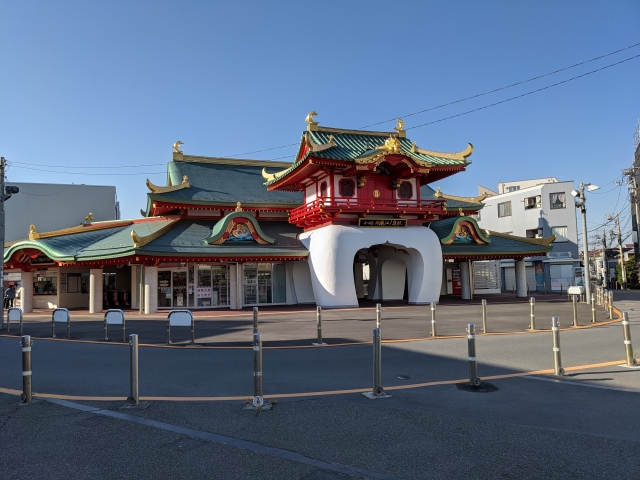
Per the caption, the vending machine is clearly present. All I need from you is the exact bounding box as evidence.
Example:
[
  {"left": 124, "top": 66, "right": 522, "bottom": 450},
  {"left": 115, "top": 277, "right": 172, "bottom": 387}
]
[{"left": 452, "top": 268, "right": 462, "bottom": 295}]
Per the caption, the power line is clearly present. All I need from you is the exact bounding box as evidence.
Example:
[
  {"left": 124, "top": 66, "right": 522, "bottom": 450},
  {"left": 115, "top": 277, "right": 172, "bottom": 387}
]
[
  {"left": 361, "top": 41, "right": 640, "bottom": 129},
  {"left": 406, "top": 54, "right": 640, "bottom": 131},
  {"left": 8, "top": 164, "right": 166, "bottom": 176}
]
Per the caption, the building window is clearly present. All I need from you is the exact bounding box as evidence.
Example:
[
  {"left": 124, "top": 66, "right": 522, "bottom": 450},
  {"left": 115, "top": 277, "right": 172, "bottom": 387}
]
[
  {"left": 551, "top": 226, "right": 569, "bottom": 242},
  {"left": 526, "top": 228, "right": 543, "bottom": 238},
  {"left": 398, "top": 181, "right": 412, "bottom": 199},
  {"left": 498, "top": 201, "right": 512, "bottom": 217},
  {"left": 339, "top": 178, "right": 355, "bottom": 197},
  {"left": 524, "top": 195, "right": 541, "bottom": 210},
  {"left": 320, "top": 181, "right": 327, "bottom": 198},
  {"left": 508, "top": 186, "right": 520, "bottom": 192},
  {"left": 550, "top": 192, "right": 566, "bottom": 209}
]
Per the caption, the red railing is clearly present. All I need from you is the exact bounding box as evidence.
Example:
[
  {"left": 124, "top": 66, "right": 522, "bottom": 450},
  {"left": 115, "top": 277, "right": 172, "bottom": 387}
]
[{"left": 289, "top": 197, "right": 446, "bottom": 223}]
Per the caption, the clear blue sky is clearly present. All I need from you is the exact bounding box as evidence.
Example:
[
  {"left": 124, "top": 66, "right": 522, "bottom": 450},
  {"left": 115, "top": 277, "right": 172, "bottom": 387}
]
[{"left": 1, "top": 1, "right": 639, "bottom": 247}]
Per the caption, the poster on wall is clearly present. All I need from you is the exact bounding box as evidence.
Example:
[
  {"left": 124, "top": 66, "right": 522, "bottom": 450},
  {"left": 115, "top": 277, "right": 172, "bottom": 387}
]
[{"left": 196, "top": 287, "right": 212, "bottom": 298}]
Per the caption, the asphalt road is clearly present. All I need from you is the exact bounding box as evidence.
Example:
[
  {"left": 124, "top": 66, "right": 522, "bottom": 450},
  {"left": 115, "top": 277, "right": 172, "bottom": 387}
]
[{"left": 0, "top": 292, "right": 638, "bottom": 479}]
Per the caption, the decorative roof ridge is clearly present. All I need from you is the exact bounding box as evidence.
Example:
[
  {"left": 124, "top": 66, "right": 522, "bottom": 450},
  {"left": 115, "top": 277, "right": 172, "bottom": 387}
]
[
  {"left": 131, "top": 217, "right": 183, "bottom": 248},
  {"left": 487, "top": 231, "right": 556, "bottom": 246},
  {"left": 434, "top": 186, "right": 487, "bottom": 204},
  {"left": 27, "top": 220, "right": 134, "bottom": 241},
  {"left": 436, "top": 216, "right": 491, "bottom": 245},
  {"left": 174, "top": 156, "right": 293, "bottom": 168},
  {"left": 205, "top": 211, "right": 275, "bottom": 245},
  {"left": 412, "top": 142, "right": 473, "bottom": 162},
  {"left": 308, "top": 125, "right": 406, "bottom": 138},
  {"left": 303, "top": 131, "right": 336, "bottom": 152},
  {"left": 146, "top": 175, "right": 190, "bottom": 194}
]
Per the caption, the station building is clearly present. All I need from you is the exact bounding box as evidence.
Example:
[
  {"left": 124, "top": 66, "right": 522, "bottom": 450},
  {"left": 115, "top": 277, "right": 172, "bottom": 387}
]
[{"left": 3, "top": 115, "right": 554, "bottom": 313}]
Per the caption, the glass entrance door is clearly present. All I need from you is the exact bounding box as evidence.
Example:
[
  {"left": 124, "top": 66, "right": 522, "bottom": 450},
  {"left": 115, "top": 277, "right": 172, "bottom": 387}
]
[
  {"left": 172, "top": 270, "right": 187, "bottom": 308},
  {"left": 158, "top": 270, "right": 172, "bottom": 308},
  {"left": 158, "top": 269, "right": 188, "bottom": 308},
  {"left": 243, "top": 263, "right": 286, "bottom": 306}
]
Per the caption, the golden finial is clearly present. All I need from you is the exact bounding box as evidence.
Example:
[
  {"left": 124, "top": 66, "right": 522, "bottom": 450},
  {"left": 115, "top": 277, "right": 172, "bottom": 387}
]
[
  {"left": 305, "top": 111, "right": 319, "bottom": 131},
  {"left": 28, "top": 224, "right": 39, "bottom": 240},
  {"left": 172, "top": 141, "right": 184, "bottom": 153},
  {"left": 182, "top": 175, "right": 189, "bottom": 184},
  {"left": 434, "top": 187, "right": 443, "bottom": 198},
  {"left": 84, "top": 212, "right": 94, "bottom": 223},
  {"left": 459, "top": 208, "right": 464, "bottom": 216},
  {"left": 394, "top": 119, "right": 405, "bottom": 133},
  {"left": 131, "top": 230, "right": 141, "bottom": 248},
  {"left": 30, "top": 225, "right": 36, "bottom": 234},
  {"left": 235, "top": 202, "right": 243, "bottom": 212}
]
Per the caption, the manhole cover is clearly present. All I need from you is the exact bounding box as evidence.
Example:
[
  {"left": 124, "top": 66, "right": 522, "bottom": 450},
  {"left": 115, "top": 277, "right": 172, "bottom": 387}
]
[{"left": 456, "top": 382, "right": 499, "bottom": 393}]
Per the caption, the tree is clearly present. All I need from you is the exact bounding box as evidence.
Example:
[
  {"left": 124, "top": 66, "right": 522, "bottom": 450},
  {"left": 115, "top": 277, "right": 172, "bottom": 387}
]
[{"left": 616, "top": 255, "right": 638, "bottom": 288}]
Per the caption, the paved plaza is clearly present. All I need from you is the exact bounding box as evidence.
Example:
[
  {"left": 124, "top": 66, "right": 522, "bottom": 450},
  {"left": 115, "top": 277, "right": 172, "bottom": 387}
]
[{"left": 0, "top": 292, "right": 638, "bottom": 479}]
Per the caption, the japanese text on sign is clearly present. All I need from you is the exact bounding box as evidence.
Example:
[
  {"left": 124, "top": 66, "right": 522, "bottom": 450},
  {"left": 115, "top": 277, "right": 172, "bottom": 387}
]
[{"left": 358, "top": 218, "right": 407, "bottom": 228}]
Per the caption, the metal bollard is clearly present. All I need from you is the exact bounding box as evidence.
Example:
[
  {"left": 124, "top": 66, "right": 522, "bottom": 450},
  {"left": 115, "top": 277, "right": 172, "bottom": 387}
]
[
  {"left": 253, "top": 333, "right": 263, "bottom": 407},
  {"left": 315, "top": 306, "right": 324, "bottom": 345},
  {"left": 481, "top": 299, "right": 488, "bottom": 333},
  {"left": 621, "top": 312, "right": 637, "bottom": 367},
  {"left": 430, "top": 302, "right": 436, "bottom": 337},
  {"left": 372, "top": 327, "right": 384, "bottom": 395},
  {"left": 529, "top": 297, "right": 536, "bottom": 330},
  {"left": 527, "top": 283, "right": 530, "bottom": 295},
  {"left": 609, "top": 291, "right": 614, "bottom": 319},
  {"left": 551, "top": 316, "right": 564, "bottom": 375},
  {"left": 512, "top": 283, "right": 515, "bottom": 295},
  {"left": 21, "top": 335, "right": 33, "bottom": 403},
  {"left": 253, "top": 307, "right": 259, "bottom": 335},
  {"left": 128, "top": 334, "right": 139, "bottom": 406},
  {"left": 543, "top": 282, "right": 547, "bottom": 295},
  {"left": 572, "top": 295, "right": 578, "bottom": 327},
  {"left": 560, "top": 285, "right": 564, "bottom": 297},
  {"left": 591, "top": 294, "right": 596, "bottom": 323},
  {"left": 376, "top": 303, "right": 381, "bottom": 329},
  {"left": 466, "top": 323, "right": 481, "bottom": 386}
]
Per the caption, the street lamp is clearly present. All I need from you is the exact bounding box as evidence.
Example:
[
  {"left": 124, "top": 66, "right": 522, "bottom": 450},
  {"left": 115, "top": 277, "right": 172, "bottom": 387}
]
[{"left": 571, "top": 183, "right": 599, "bottom": 301}]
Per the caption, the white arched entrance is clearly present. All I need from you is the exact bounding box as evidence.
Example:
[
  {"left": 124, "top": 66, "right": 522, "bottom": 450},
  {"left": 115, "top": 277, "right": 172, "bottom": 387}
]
[{"left": 299, "top": 224, "right": 443, "bottom": 308}]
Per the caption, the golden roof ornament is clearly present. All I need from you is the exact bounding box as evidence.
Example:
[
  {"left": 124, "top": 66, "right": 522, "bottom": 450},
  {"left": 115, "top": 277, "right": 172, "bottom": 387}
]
[
  {"left": 394, "top": 119, "right": 405, "bottom": 134},
  {"left": 383, "top": 136, "right": 402, "bottom": 154},
  {"left": 172, "top": 141, "right": 184, "bottom": 153},
  {"left": 434, "top": 186, "right": 443, "bottom": 198},
  {"left": 459, "top": 208, "right": 464, "bottom": 216},
  {"left": 28, "top": 224, "right": 40, "bottom": 240},
  {"left": 84, "top": 213, "right": 93, "bottom": 224},
  {"left": 305, "top": 111, "right": 319, "bottom": 131},
  {"left": 235, "top": 202, "right": 243, "bottom": 212}
]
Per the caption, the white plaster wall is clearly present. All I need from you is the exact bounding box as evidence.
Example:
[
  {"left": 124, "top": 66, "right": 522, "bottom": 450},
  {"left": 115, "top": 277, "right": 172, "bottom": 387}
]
[
  {"left": 381, "top": 259, "right": 406, "bottom": 300},
  {"left": 300, "top": 225, "right": 442, "bottom": 308},
  {"left": 305, "top": 184, "right": 317, "bottom": 204},
  {"left": 144, "top": 266, "right": 158, "bottom": 314},
  {"left": 284, "top": 262, "right": 298, "bottom": 305},
  {"left": 292, "top": 261, "right": 315, "bottom": 304},
  {"left": 89, "top": 268, "right": 103, "bottom": 314},
  {"left": 20, "top": 271, "right": 33, "bottom": 313}
]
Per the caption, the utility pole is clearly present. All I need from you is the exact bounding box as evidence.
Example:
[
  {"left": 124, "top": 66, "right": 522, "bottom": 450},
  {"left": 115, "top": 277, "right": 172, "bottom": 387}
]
[
  {"left": 0, "top": 157, "right": 20, "bottom": 330},
  {"left": 573, "top": 183, "right": 598, "bottom": 301},
  {"left": 608, "top": 214, "right": 627, "bottom": 289},
  {"left": 601, "top": 230, "right": 609, "bottom": 288}
]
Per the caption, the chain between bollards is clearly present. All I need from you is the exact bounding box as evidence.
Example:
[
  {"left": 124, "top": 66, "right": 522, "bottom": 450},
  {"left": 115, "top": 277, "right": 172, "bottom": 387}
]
[
  {"left": 591, "top": 293, "right": 596, "bottom": 323},
  {"left": 372, "top": 327, "right": 384, "bottom": 395},
  {"left": 481, "top": 299, "right": 487, "bottom": 333},
  {"left": 572, "top": 294, "right": 578, "bottom": 327},
  {"left": 430, "top": 302, "right": 436, "bottom": 337},
  {"left": 466, "top": 323, "right": 481, "bottom": 386},
  {"left": 376, "top": 303, "right": 381, "bottom": 329},
  {"left": 253, "top": 332, "right": 263, "bottom": 407},
  {"left": 621, "top": 312, "right": 637, "bottom": 367},
  {"left": 551, "top": 316, "right": 564, "bottom": 376},
  {"left": 128, "top": 334, "right": 139, "bottom": 406},
  {"left": 21, "top": 335, "right": 33, "bottom": 403},
  {"left": 529, "top": 297, "right": 536, "bottom": 330}
]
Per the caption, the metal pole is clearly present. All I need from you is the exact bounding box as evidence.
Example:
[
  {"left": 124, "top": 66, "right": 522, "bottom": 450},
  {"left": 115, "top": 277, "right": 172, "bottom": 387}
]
[
  {"left": 527, "top": 283, "right": 530, "bottom": 295},
  {"left": 609, "top": 291, "right": 614, "bottom": 319},
  {"left": 467, "top": 323, "right": 481, "bottom": 386},
  {"left": 621, "top": 312, "right": 637, "bottom": 367},
  {"left": 615, "top": 214, "right": 627, "bottom": 289},
  {"left": 372, "top": 327, "right": 384, "bottom": 395},
  {"left": 560, "top": 284, "right": 563, "bottom": 297},
  {"left": 578, "top": 183, "right": 592, "bottom": 301},
  {"left": 551, "top": 316, "right": 564, "bottom": 375},
  {"left": 21, "top": 335, "right": 32, "bottom": 403},
  {"left": 316, "top": 306, "right": 323, "bottom": 345},
  {"left": 253, "top": 306, "right": 258, "bottom": 335},
  {"left": 128, "top": 334, "right": 139, "bottom": 406},
  {"left": 376, "top": 303, "right": 381, "bottom": 329},
  {"left": 529, "top": 297, "right": 536, "bottom": 330},
  {"left": 572, "top": 295, "right": 578, "bottom": 327},
  {"left": 253, "top": 332, "right": 263, "bottom": 401},
  {"left": 512, "top": 283, "right": 515, "bottom": 295},
  {"left": 0, "top": 158, "right": 5, "bottom": 331},
  {"left": 543, "top": 281, "right": 546, "bottom": 295},
  {"left": 591, "top": 293, "right": 596, "bottom": 323},
  {"left": 430, "top": 302, "right": 436, "bottom": 337},
  {"left": 481, "top": 299, "right": 487, "bottom": 333}
]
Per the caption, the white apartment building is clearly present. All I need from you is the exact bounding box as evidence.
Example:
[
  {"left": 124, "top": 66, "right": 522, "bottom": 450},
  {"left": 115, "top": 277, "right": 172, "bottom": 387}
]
[{"left": 476, "top": 178, "right": 580, "bottom": 292}]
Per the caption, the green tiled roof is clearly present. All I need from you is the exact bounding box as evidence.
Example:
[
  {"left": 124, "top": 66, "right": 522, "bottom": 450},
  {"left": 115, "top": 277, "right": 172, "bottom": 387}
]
[
  {"left": 264, "top": 130, "right": 471, "bottom": 187},
  {"left": 420, "top": 185, "right": 483, "bottom": 211},
  {"left": 146, "top": 161, "right": 302, "bottom": 212}
]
